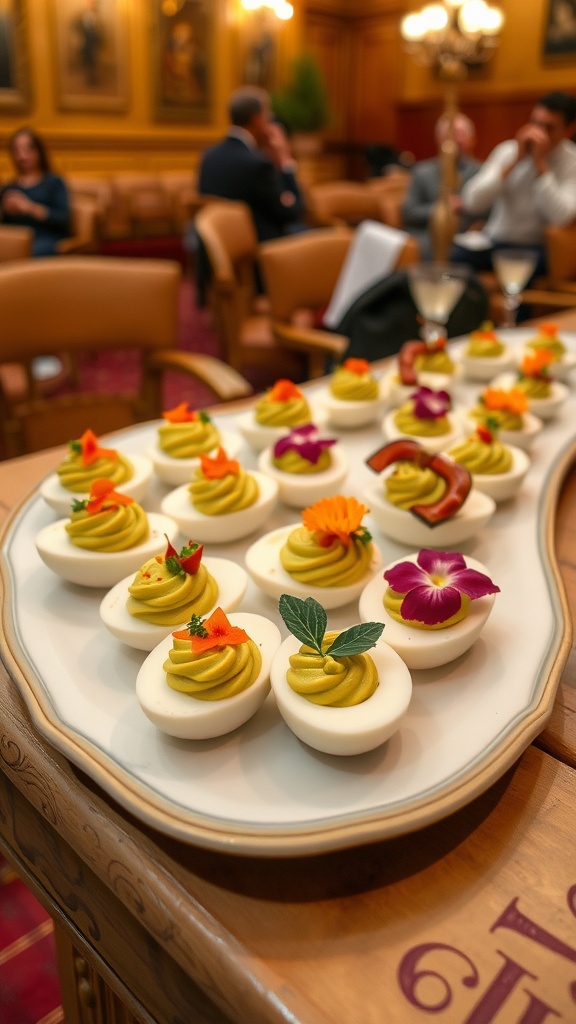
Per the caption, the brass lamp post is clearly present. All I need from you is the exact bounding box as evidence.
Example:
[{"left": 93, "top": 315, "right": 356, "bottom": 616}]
[{"left": 400, "top": 0, "right": 505, "bottom": 262}]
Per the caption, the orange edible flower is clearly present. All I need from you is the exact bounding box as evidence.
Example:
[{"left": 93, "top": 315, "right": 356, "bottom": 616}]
[
  {"left": 482, "top": 387, "right": 528, "bottom": 416},
  {"left": 538, "top": 322, "right": 558, "bottom": 336},
  {"left": 173, "top": 607, "right": 250, "bottom": 653},
  {"left": 520, "top": 348, "right": 555, "bottom": 377},
  {"left": 85, "top": 478, "right": 134, "bottom": 515},
  {"left": 162, "top": 402, "right": 198, "bottom": 423},
  {"left": 343, "top": 358, "right": 370, "bottom": 376},
  {"left": 78, "top": 428, "right": 117, "bottom": 467},
  {"left": 267, "top": 379, "right": 303, "bottom": 402},
  {"left": 198, "top": 446, "right": 240, "bottom": 479},
  {"left": 302, "top": 495, "right": 369, "bottom": 547}
]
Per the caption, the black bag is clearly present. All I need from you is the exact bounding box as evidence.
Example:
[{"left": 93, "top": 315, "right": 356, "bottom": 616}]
[{"left": 334, "top": 269, "right": 490, "bottom": 363}]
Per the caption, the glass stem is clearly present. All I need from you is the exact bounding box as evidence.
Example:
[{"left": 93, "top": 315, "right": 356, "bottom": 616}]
[{"left": 502, "top": 293, "right": 520, "bottom": 329}]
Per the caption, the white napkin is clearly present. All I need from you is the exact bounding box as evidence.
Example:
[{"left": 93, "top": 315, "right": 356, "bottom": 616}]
[{"left": 323, "top": 219, "right": 409, "bottom": 328}]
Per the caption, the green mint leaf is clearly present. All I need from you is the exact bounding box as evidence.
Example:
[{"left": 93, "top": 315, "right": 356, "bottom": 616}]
[
  {"left": 278, "top": 594, "right": 326, "bottom": 655},
  {"left": 165, "top": 555, "right": 184, "bottom": 577},
  {"left": 198, "top": 410, "right": 211, "bottom": 423},
  {"left": 70, "top": 498, "right": 88, "bottom": 512},
  {"left": 325, "top": 621, "right": 384, "bottom": 658},
  {"left": 186, "top": 614, "right": 208, "bottom": 637},
  {"left": 69, "top": 440, "right": 82, "bottom": 454}
]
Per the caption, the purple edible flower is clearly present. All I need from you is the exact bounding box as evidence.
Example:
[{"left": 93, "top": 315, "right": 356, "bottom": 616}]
[
  {"left": 273, "top": 424, "right": 337, "bottom": 465},
  {"left": 384, "top": 549, "right": 499, "bottom": 626},
  {"left": 410, "top": 386, "right": 452, "bottom": 420}
]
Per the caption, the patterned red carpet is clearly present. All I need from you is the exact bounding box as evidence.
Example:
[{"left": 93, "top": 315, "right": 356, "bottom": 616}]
[{"left": 0, "top": 856, "right": 62, "bottom": 1024}]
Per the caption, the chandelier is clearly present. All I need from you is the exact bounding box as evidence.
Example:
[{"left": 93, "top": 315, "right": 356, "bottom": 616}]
[
  {"left": 400, "top": 0, "right": 505, "bottom": 78},
  {"left": 241, "top": 0, "right": 294, "bottom": 19}
]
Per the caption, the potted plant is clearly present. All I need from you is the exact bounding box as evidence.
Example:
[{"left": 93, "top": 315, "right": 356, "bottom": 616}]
[{"left": 272, "top": 53, "right": 330, "bottom": 155}]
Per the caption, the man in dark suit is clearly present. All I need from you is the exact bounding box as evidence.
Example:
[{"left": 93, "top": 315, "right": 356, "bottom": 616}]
[{"left": 198, "top": 85, "right": 306, "bottom": 242}]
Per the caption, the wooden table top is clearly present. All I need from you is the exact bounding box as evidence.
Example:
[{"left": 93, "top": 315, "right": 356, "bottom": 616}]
[{"left": 1, "top": 314, "right": 576, "bottom": 1022}]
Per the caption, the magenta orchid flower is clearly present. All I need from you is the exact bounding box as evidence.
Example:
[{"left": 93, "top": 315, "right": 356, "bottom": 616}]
[
  {"left": 383, "top": 549, "right": 499, "bottom": 626},
  {"left": 410, "top": 386, "right": 452, "bottom": 420},
  {"left": 273, "top": 424, "right": 337, "bottom": 465}
]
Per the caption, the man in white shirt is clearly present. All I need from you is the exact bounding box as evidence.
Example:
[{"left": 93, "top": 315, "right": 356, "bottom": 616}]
[{"left": 452, "top": 91, "right": 576, "bottom": 277}]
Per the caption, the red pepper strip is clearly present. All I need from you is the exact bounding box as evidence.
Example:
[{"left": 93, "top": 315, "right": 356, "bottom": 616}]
[
  {"left": 179, "top": 544, "right": 203, "bottom": 575},
  {"left": 365, "top": 439, "right": 472, "bottom": 526},
  {"left": 398, "top": 340, "right": 430, "bottom": 386}
]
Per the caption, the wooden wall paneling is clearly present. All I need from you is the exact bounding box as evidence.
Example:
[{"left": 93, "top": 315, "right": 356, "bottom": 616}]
[
  {"left": 302, "top": 12, "right": 351, "bottom": 142},
  {"left": 349, "top": 16, "right": 403, "bottom": 149}
]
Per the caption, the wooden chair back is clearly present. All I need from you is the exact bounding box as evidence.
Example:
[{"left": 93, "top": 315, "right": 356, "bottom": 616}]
[
  {"left": 306, "top": 181, "right": 383, "bottom": 228},
  {"left": 0, "top": 225, "right": 33, "bottom": 262},
  {"left": 194, "top": 200, "right": 303, "bottom": 380},
  {"left": 258, "top": 228, "right": 353, "bottom": 377},
  {"left": 0, "top": 256, "right": 251, "bottom": 457},
  {"left": 259, "top": 227, "right": 420, "bottom": 376}
]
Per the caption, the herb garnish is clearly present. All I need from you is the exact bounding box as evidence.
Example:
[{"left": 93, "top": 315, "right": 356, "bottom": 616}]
[{"left": 278, "top": 594, "right": 384, "bottom": 658}]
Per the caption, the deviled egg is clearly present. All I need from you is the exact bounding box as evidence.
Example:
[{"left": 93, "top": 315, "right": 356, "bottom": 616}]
[
  {"left": 364, "top": 439, "right": 495, "bottom": 548},
  {"left": 237, "top": 378, "right": 313, "bottom": 452},
  {"left": 446, "top": 424, "right": 530, "bottom": 503},
  {"left": 269, "top": 594, "right": 412, "bottom": 755},
  {"left": 257, "top": 425, "right": 348, "bottom": 509},
  {"left": 245, "top": 495, "right": 381, "bottom": 610},
  {"left": 136, "top": 609, "right": 281, "bottom": 739},
  {"left": 465, "top": 385, "right": 543, "bottom": 452},
  {"left": 521, "top": 322, "right": 576, "bottom": 381},
  {"left": 100, "top": 538, "right": 248, "bottom": 651},
  {"left": 459, "top": 322, "right": 516, "bottom": 381},
  {"left": 40, "top": 428, "right": 153, "bottom": 516},
  {"left": 36, "top": 506, "right": 178, "bottom": 589},
  {"left": 359, "top": 549, "right": 499, "bottom": 670},
  {"left": 383, "top": 385, "right": 461, "bottom": 453},
  {"left": 160, "top": 446, "right": 278, "bottom": 543},
  {"left": 491, "top": 357, "right": 569, "bottom": 421},
  {"left": 148, "top": 403, "right": 241, "bottom": 485},
  {"left": 315, "top": 358, "right": 387, "bottom": 428}
]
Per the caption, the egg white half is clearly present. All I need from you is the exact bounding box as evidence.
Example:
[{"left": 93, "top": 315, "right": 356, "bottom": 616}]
[
  {"left": 359, "top": 552, "right": 497, "bottom": 670},
  {"left": 270, "top": 635, "right": 412, "bottom": 755},
  {"left": 159, "top": 470, "right": 278, "bottom": 543},
  {"left": 100, "top": 557, "right": 249, "bottom": 651},
  {"left": 518, "top": 346, "right": 576, "bottom": 382},
  {"left": 257, "top": 444, "right": 349, "bottom": 508},
  {"left": 364, "top": 477, "right": 496, "bottom": 548},
  {"left": 136, "top": 612, "right": 281, "bottom": 739},
  {"left": 35, "top": 512, "right": 179, "bottom": 588},
  {"left": 39, "top": 454, "right": 153, "bottom": 517},
  {"left": 314, "top": 381, "right": 388, "bottom": 429},
  {"left": 245, "top": 524, "right": 382, "bottom": 610},
  {"left": 459, "top": 348, "right": 516, "bottom": 381},
  {"left": 147, "top": 430, "right": 242, "bottom": 485},
  {"left": 444, "top": 443, "right": 530, "bottom": 503}
]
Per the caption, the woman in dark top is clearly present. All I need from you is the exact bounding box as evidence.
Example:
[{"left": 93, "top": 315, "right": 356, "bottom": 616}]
[{"left": 1, "top": 127, "right": 71, "bottom": 256}]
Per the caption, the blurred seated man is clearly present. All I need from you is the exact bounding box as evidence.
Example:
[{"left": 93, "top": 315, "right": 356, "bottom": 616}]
[
  {"left": 198, "top": 85, "right": 306, "bottom": 242},
  {"left": 401, "top": 113, "right": 480, "bottom": 261},
  {"left": 452, "top": 91, "right": 576, "bottom": 277}
]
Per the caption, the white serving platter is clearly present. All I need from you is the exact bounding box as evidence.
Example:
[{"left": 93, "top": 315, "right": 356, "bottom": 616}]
[{"left": 1, "top": 329, "right": 574, "bottom": 857}]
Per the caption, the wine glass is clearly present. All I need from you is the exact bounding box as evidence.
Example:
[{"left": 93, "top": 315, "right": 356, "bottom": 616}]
[
  {"left": 407, "top": 263, "right": 469, "bottom": 345},
  {"left": 492, "top": 249, "right": 538, "bottom": 329}
]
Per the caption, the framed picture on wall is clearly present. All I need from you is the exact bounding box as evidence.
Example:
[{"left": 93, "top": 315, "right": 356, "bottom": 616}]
[
  {"left": 0, "top": 0, "right": 31, "bottom": 112},
  {"left": 151, "top": 0, "right": 213, "bottom": 122},
  {"left": 52, "top": 0, "right": 129, "bottom": 111},
  {"left": 542, "top": 0, "right": 576, "bottom": 59}
]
